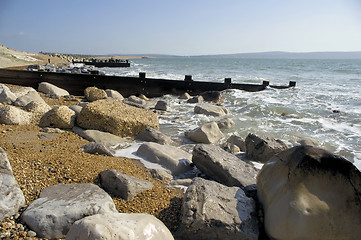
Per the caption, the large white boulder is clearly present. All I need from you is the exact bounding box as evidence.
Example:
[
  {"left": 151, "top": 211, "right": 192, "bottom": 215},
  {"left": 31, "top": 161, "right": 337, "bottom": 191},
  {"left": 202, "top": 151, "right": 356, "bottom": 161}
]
[
  {"left": 38, "top": 82, "right": 70, "bottom": 98},
  {"left": 185, "top": 121, "right": 223, "bottom": 144},
  {"left": 192, "top": 144, "right": 258, "bottom": 188},
  {"left": 257, "top": 145, "right": 361, "bottom": 240},
  {"left": 72, "top": 126, "right": 128, "bottom": 147},
  {"left": 13, "top": 89, "right": 47, "bottom": 107},
  {"left": 99, "top": 169, "right": 154, "bottom": 200},
  {"left": 135, "top": 126, "right": 174, "bottom": 145},
  {"left": 105, "top": 89, "right": 124, "bottom": 101},
  {"left": 178, "top": 177, "right": 259, "bottom": 240},
  {"left": 194, "top": 103, "right": 227, "bottom": 117},
  {"left": 0, "top": 105, "right": 32, "bottom": 125},
  {"left": 245, "top": 133, "right": 288, "bottom": 163},
  {"left": 136, "top": 142, "right": 193, "bottom": 176},
  {"left": 0, "top": 147, "right": 26, "bottom": 221},
  {"left": 66, "top": 213, "right": 174, "bottom": 240},
  {"left": 22, "top": 183, "right": 117, "bottom": 239}
]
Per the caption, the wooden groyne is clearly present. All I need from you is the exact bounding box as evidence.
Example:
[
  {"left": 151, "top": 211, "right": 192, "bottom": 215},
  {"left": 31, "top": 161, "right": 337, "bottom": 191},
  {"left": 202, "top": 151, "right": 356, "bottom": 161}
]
[{"left": 0, "top": 69, "right": 295, "bottom": 97}]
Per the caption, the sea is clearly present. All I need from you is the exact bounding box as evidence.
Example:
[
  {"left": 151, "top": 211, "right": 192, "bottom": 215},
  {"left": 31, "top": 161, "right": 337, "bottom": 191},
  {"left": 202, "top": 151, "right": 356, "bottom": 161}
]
[{"left": 100, "top": 57, "right": 361, "bottom": 170}]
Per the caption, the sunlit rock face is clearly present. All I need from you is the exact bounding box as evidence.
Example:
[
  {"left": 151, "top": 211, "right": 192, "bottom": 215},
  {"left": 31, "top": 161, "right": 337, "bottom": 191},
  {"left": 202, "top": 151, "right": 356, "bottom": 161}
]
[{"left": 257, "top": 145, "right": 361, "bottom": 240}]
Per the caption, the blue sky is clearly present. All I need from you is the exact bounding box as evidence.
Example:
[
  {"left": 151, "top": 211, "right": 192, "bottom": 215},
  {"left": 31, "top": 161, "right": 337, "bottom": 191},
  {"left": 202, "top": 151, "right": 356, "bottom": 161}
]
[{"left": 0, "top": 0, "right": 361, "bottom": 55}]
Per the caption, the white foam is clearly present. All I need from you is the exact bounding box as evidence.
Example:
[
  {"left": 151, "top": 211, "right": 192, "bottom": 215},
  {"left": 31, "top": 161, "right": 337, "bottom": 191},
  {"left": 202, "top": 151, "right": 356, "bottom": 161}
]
[{"left": 318, "top": 118, "right": 361, "bottom": 135}]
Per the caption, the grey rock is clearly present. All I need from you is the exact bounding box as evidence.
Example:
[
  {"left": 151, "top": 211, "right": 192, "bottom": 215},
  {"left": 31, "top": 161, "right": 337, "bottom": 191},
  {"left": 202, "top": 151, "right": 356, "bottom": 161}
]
[
  {"left": 127, "top": 95, "right": 146, "bottom": 105},
  {"left": 72, "top": 126, "right": 129, "bottom": 148},
  {"left": 0, "top": 147, "right": 26, "bottom": 221},
  {"left": 68, "top": 105, "right": 82, "bottom": 116},
  {"left": 0, "top": 105, "right": 32, "bottom": 125},
  {"left": 192, "top": 144, "right": 258, "bottom": 188},
  {"left": 105, "top": 89, "right": 124, "bottom": 101},
  {"left": 40, "top": 127, "right": 64, "bottom": 133},
  {"left": 222, "top": 142, "right": 241, "bottom": 154},
  {"left": 22, "top": 183, "right": 117, "bottom": 239},
  {"left": 227, "top": 135, "right": 246, "bottom": 152},
  {"left": 23, "top": 101, "right": 51, "bottom": 114},
  {"left": 67, "top": 213, "right": 174, "bottom": 240},
  {"left": 245, "top": 133, "right": 288, "bottom": 163},
  {"left": 122, "top": 100, "right": 147, "bottom": 109},
  {"left": 84, "top": 87, "right": 107, "bottom": 102},
  {"left": 38, "top": 82, "right": 70, "bottom": 99},
  {"left": 187, "top": 96, "right": 204, "bottom": 104},
  {"left": 13, "top": 90, "right": 47, "bottom": 107},
  {"left": 154, "top": 100, "right": 168, "bottom": 111},
  {"left": 0, "top": 84, "right": 17, "bottom": 104},
  {"left": 136, "top": 142, "right": 193, "bottom": 176},
  {"left": 170, "top": 178, "right": 192, "bottom": 187},
  {"left": 99, "top": 169, "right": 153, "bottom": 200},
  {"left": 194, "top": 103, "right": 227, "bottom": 117},
  {"left": 217, "top": 118, "right": 235, "bottom": 129},
  {"left": 178, "top": 178, "right": 259, "bottom": 240},
  {"left": 185, "top": 122, "right": 223, "bottom": 144},
  {"left": 82, "top": 142, "right": 115, "bottom": 156},
  {"left": 257, "top": 145, "right": 361, "bottom": 240},
  {"left": 149, "top": 169, "right": 173, "bottom": 181},
  {"left": 200, "top": 91, "right": 223, "bottom": 104},
  {"left": 135, "top": 126, "right": 174, "bottom": 145},
  {"left": 38, "top": 133, "right": 58, "bottom": 140}
]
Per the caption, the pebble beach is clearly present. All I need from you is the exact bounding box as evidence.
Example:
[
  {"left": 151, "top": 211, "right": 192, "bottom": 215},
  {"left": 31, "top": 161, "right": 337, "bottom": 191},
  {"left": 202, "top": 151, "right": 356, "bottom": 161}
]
[{"left": 0, "top": 88, "right": 183, "bottom": 239}]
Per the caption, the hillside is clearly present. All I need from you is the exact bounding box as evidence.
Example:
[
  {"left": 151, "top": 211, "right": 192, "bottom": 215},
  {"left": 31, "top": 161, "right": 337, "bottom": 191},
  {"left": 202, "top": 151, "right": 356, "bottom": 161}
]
[{"left": 0, "top": 44, "right": 70, "bottom": 68}]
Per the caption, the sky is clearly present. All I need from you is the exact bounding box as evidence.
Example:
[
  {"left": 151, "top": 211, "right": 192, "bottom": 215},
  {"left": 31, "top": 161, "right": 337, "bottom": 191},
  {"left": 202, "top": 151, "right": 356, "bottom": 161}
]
[{"left": 0, "top": 0, "right": 361, "bottom": 55}]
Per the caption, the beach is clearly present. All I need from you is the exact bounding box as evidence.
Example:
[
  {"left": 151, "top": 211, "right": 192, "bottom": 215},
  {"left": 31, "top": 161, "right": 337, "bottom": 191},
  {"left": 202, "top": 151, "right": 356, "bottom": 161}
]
[
  {"left": 0, "top": 82, "right": 183, "bottom": 239},
  {"left": 1, "top": 45, "right": 361, "bottom": 239}
]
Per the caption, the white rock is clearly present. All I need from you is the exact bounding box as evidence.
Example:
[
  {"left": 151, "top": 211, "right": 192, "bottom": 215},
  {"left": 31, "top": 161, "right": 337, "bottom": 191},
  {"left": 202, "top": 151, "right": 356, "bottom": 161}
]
[
  {"left": 67, "top": 213, "right": 174, "bottom": 240},
  {"left": 99, "top": 169, "right": 154, "bottom": 200},
  {"left": 217, "top": 118, "right": 235, "bottom": 129},
  {"left": 136, "top": 142, "right": 193, "bottom": 176},
  {"left": 245, "top": 133, "right": 288, "bottom": 163},
  {"left": 0, "top": 84, "right": 17, "bottom": 104},
  {"left": 194, "top": 103, "right": 227, "bottom": 117},
  {"left": 192, "top": 144, "right": 258, "bottom": 188},
  {"left": 0, "top": 147, "right": 26, "bottom": 221},
  {"left": 127, "top": 95, "right": 146, "bottom": 105},
  {"left": 22, "top": 183, "right": 117, "bottom": 239},
  {"left": 179, "top": 178, "right": 259, "bottom": 240},
  {"left": 0, "top": 105, "right": 32, "bottom": 125},
  {"left": 185, "top": 121, "right": 223, "bottom": 144},
  {"left": 257, "top": 145, "right": 361, "bottom": 240},
  {"left": 13, "top": 90, "right": 47, "bottom": 107},
  {"left": 105, "top": 89, "right": 124, "bottom": 101},
  {"left": 38, "top": 82, "right": 70, "bottom": 98}
]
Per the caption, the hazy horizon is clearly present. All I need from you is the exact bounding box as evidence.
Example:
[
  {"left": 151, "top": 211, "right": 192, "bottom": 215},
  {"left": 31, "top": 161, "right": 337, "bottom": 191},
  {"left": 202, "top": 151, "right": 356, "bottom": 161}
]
[{"left": 1, "top": 0, "right": 361, "bottom": 55}]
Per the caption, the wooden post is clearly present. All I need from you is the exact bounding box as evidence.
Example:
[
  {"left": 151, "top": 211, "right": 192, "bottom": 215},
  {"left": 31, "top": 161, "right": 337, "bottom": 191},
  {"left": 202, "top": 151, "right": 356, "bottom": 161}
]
[
  {"left": 289, "top": 81, "right": 296, "bottom": 87},
  {"left": 263, "top": 81, "right": 269, "bottom": 86},
  {"left": 224, "top": 78, "right": 231, "bottom": 84},
  {"left": 139, "top": 72, "right": 146, "bottom": 78},
  {"left": 185, "top": 75, "right": 193, "bottom": 82}
]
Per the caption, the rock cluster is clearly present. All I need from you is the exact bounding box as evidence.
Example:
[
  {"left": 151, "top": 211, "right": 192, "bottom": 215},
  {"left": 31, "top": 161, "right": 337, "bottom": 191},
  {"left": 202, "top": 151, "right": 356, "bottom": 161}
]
[{"left": 0, "top": 82, "right": 360, "bottom": 240}]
